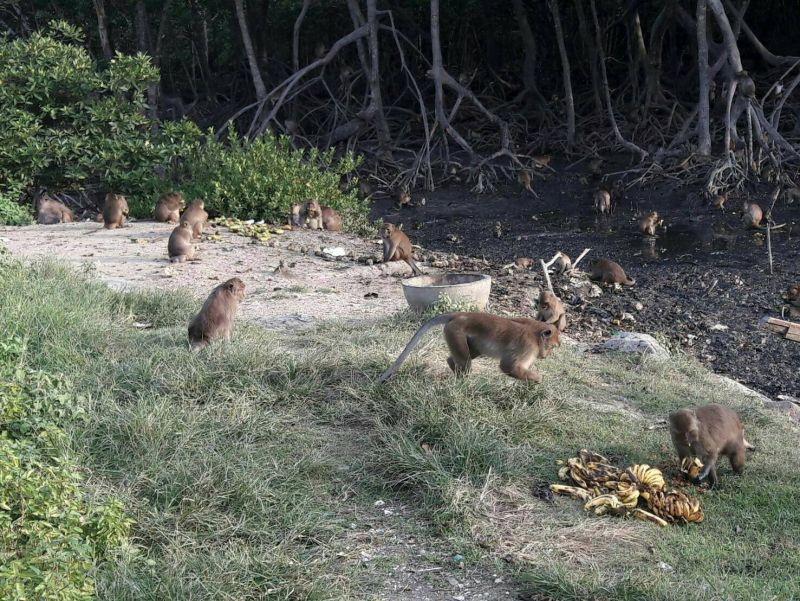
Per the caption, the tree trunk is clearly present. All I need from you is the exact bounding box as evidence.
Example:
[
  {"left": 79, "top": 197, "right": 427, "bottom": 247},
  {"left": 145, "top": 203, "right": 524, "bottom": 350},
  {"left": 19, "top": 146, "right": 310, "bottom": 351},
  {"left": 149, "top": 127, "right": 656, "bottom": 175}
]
[
  {"left": 573, "top": 0, "right": 603, "bottom": 118},
  {"left": 548, "top": 0, "right": 576, "bottom": 146},
  {"left": 345, "top": 0, "right": 371, "bottom": 83},
  {"left": 135, "top": 1, "right": 150, "bottom": 54},
  {"left": 511, "top": 0, "right": 547, "bottom": 108},
  {"left": 233, "top": 0, "right": 267, "bottom": 101},
  {"left": 292, "top": 0, "right": 311, "bottom": 72},
  {"left": 92, "top": 0, "right": 113, "bottom": 60},
  {"left": 696, "top": 0, "right": 711, "bottom": 155},
  {"left": 366, "top": 0, "right": 391, "bottom": 149},
  {"left": 189, "top": 0, "right": 213, "bottom": 98}
]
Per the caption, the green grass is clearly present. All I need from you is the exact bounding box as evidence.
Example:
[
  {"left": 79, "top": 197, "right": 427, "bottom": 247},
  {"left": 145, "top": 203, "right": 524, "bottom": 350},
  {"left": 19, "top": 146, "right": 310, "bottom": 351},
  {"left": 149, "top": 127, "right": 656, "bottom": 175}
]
[{"left": 0, "top": 258, "right": 798, "bottom": 600}]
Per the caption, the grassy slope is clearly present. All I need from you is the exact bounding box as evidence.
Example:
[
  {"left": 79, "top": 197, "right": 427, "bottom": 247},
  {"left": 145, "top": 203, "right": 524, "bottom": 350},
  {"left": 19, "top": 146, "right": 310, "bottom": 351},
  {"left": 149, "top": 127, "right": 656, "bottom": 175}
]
[{"left": 0, "top": 258, "right": 798, "bottom": 601}]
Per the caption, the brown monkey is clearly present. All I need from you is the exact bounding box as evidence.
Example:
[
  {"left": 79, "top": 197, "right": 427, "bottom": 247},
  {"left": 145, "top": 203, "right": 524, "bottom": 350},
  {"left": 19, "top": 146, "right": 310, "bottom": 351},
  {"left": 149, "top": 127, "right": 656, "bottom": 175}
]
[
  {"left": 639, "top": 211, "right": 661, "bottom": 236},
  {"left": 396, "top": 189, "right": 412, "bottom": 208},
  {"left": 518, "top": 169, "right": 534, "bottom": 194},
  {"left": 381, "top": 223, "right": 422, "bottom": 275},
  {"left": 378, "top": 313, "right": 560, "bottom": 383},
  {"left": 536, "top": 290, "right": 567, "bottom": 332},
  {"left": 289, "top": 203, "right": 303, "bottom": 228},
  {"left": 180, "top": 199, "right": 208, "bottom": 239},
  {"left": 103, "top": 193, "right": 129, "bottom": 229},
  {"left": 167, "top": 221, "right": 196, "bottom": 263},
  {"left": 321, "top": 207, "right": 342, "bottom": 231},
  {"left": 669, "top": 404, "right": 755, "bottom": 488},
  {"left": 532, "top": 155, "right": 551, "bottom": 168},
  {"left": 784, "top": 282, "right": 800, "bottom": 306},
  {"left": 589, "top": 259, "right": 635, "bottom": 286},
  {"left": 359, "top": 180, "right": 373, "bottom": 200},
  {"left": 35, "top": 192, "right": 74, "bottom": 225},
  {"left": 154, "top": 192, "right": 186, "bottom": 223},
  {"left": 594, "top": 189, "right": 612, "bottom": 215},
  {"left": 742, "top": 200, "right": 763, "bottom": 228},
  {"left": 515, "top": 257, "right": 534, "bottom": 269},
  {"left": 187, "top": 277, "right": 246, "bottom": 352},
  {"left": 304, "top": 200, "right": 323, "bottom": 230},
  {"left": 553, "top": 252, "right": 572, "bottom": 275},
  {"left": 712, "top": 192, "right": 727, "bottom": 210}
]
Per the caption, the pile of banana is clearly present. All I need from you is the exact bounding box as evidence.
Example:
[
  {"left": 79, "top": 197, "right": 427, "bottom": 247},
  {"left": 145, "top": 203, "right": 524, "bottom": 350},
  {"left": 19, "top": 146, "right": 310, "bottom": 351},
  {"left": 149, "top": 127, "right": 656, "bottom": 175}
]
[
  {"left": 212, "top": 218, "right": 290, "bottom": 243},
  {"left": 550, "top": 449, "right": 703, "bottom": 527}
]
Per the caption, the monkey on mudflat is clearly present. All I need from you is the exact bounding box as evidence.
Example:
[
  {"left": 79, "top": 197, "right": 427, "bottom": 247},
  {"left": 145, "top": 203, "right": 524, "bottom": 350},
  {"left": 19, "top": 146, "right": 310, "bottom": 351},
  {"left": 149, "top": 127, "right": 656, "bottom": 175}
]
[
  {"left": 395, "top": 189, "right": 412, "bottom": 208},
  {"left": 304, "top": 200, "right": 342, "bottom": 231},
  {"left": 669, "top": 404, "right": 755, "bottom": 489},
  {"left": 359, "top": 180, "right": 373, "bottom": 200},
  {"left": 589, "top": 259, "right": 635, "bottom": 286},
  {"left": 154, "top": 192, "right": 186, "bottom": 223},
  {"left": 536, "top": 289, "right": 567, "bottom": 332},
  {"left": 712, "top": 192, "right": 727, "bottom": 210},
  {"left": 180, "top": 199, "right": 208, "bottom": 239},
  {"left": 103, "top": 193, "right": 129, "bottom": 229},
  {"left": 168, "top": 220, "right": 196, "bottom": 263},
  {"left": 553, "top": 252, "right": 572, "bottom": 275},
  {"left": 381, "top": 223, "right": 423, "bottom": 275},
  {"left": 378, "top": 312, "right": 560, "bottom": 383},
  {"left": 187, "top": 277, "right": 246, "bottom": 352},
  {"left": 594, "top": 188, "right": 612, "bottom": 215},
  {"left": 34, "top": 192, "right": 74, "bottom": 225},
  {"left": 289, "top": 203, "right": 303, "bottom": 228},
  {"left": 741, "top": 200, "right": 763, "bottom": 228},
  {"left": 518, "top": 169, "right": 534, "bottom": 194},
  {"left": 639, "top": 211, "right": 662, "bottom": 236}
]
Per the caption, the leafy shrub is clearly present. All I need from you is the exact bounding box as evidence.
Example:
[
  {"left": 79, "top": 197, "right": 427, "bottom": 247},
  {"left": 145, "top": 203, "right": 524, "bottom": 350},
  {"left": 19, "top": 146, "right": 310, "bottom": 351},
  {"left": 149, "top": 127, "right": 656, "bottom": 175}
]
[
  {"left": 0, "top": 335, "right": 134, "bottom": 600},
  {"left": 177, "top": 128, "right": 368, "bottom": 226},
  {"left": 0, "top": 21, "right": 201, "bottom": 223}
]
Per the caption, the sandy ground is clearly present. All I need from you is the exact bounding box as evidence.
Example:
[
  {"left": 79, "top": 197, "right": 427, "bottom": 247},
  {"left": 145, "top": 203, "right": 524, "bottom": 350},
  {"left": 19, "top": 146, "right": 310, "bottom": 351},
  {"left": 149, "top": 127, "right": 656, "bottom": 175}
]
[{"left": 0, "top": 220, "right": 418, "bottom": 329}]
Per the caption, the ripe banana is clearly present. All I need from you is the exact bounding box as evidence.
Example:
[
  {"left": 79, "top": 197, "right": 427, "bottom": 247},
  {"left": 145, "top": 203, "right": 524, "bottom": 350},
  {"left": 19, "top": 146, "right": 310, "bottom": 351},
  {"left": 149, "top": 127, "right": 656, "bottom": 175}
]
[
  {"left": 632, "top": 508, "right": 669, "bottom": 527},
  {"left": 550, "top": 484, "right": 593, "bottom": 502}
]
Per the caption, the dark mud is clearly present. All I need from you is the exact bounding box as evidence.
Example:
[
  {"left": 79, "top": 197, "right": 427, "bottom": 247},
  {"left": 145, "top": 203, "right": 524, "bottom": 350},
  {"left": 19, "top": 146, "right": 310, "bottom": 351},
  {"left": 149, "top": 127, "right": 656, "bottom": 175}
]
[{"left": 371, "top": 161, "right": 800, "bottom": 399}]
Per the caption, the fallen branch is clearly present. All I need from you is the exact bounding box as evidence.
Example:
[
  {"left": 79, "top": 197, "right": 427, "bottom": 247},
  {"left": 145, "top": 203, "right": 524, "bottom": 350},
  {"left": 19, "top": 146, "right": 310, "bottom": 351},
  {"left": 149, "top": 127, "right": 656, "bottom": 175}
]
[
  {"left": 540, "top": 259, "right": 553, "bottom": 292},
  {"left": 570, "top": 248, "right": 592, "bottom": 271},
  {"left": 543, "top": 251, "right": 563, "bottom": 270}
]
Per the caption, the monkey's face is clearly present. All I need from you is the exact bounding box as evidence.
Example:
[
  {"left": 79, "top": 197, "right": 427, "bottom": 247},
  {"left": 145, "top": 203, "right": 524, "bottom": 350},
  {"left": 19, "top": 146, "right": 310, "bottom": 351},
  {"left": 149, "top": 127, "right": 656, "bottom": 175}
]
[
  {"left": 305, "top": 202, "right": 320, "bottom": 218},
  {"left": 784, "top": 283, "right": 800, "bottom": 306},
  {"left": 381, "top": 224, "right": 395, "bottom": 238},
  {"left": 224, "top": 278, "right": 246, "bottom": 302},
  {"left": 538, "top": 326, "right": 560, "bottom": 358}
]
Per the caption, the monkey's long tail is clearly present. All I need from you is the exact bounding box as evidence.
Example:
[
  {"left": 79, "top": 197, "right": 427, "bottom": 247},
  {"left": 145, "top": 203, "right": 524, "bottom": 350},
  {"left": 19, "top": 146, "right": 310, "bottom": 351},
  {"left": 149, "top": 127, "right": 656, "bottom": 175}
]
[
  {"left": 624, "top": 277, "right": 636, "bottom": 286},
  {"left": 378, "top": 313, "right": 454, "bottom": 383}
]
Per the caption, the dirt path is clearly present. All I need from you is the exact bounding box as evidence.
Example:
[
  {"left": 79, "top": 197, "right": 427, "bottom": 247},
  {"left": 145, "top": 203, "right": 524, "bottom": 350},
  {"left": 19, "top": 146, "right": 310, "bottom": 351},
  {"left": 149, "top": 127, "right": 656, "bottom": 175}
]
[{"left": 0, "top": 221, "right": 416, "bottom": 329}]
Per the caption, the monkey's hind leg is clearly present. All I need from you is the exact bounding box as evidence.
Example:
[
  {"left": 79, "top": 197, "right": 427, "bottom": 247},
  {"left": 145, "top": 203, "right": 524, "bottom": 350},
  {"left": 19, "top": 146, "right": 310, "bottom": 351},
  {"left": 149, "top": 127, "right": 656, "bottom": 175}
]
[
  {"left": 444, "top": 328, "right": 472, "bottom": 376},
  {"left": 500, "top": 356, "right": 542, "bottom": 383},
  {"left": 730, "top": 446, "right": 746, "bottom": 475}
]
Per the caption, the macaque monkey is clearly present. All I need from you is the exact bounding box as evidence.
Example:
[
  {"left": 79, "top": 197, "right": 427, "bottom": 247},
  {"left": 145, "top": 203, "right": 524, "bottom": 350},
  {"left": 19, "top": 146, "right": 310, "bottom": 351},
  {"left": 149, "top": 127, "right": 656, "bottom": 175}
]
[
  {"left": 515, "top": 257, "right": 534, "bottom": 269},
  {"left": 180, "top": 199, "right": 208, "bottom": 239},
  {"left": 783, "top": 283, "right": 800, "bottom": 316},
  {"left": 532, "top": 155, "right": 551, "bottom": 168},
  {"left": 359, "top": 180, "right": 373, "bottom": 200},
  {"left": 187, "top": 277, "right": 246, "bottom": 352},
  {"left": 553, "top": 252, "right": 572, "bottom": 274},
  {"left": 589, "top": 258, "right": 635, "bottom": 286},
  {"left": 741, "top": 200, "right": 764, "bottom": 228},
  {"left": 669, "top": 404, "right": 755, "bottom": 488},
  {"left": 589, "top": 157, "right": 603, "bottom": 176},
  {"left": 378, "top": 313, "right": 561, "bottom": 383},
  {"left": 321, "top": 207, "right": 342, "bottom": 231},
  {"left": 396, "top": 189, "right": 412, "bottom": 208},
  {"left": 167, "top": 221, "right": 196, "bottom": 263},
  {"left": 103, "top": 193, "right": 129, "bottom": 229},
  {"left": 518, "top": 169, "right": 534, "bottom": 194},
  {"left": 536, "top": 290, "right": 567, "bottom": 332},
  {"left": 154, "top": 192, "right": 186, "bottom": 223},
  {"left": 289, "top": 203, "right": 303, "bottom": 228},
  {"left": 381, "top": 223, "right": 423, "bottom": 275},
  {"left": 639, "top": 211, "right": 662, "bottom": 236},
  {"left": 712, "top": 192, "right": 727, "bottom": 210},
  {"left": 35, "top": 192, "right": 74, "bottom": 225},
  {"left": 304, "top": 200, "right": 342, "bottom": 231},
  {"left": 594, "top": 189, "right": 612, "bottom": 215}
]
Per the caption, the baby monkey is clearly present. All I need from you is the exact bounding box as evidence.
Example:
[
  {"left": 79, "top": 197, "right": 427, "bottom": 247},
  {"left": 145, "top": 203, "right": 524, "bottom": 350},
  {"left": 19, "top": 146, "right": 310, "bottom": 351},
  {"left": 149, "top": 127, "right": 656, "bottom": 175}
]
[
  {"left": 639, "top": 211, "right": 662, "bottom": 237},
  {"left": 536, "top": 290, "right": 567, "bottom": 332},
  {"left": 669, "top": 403, "right": 754, "bottom": 489}
]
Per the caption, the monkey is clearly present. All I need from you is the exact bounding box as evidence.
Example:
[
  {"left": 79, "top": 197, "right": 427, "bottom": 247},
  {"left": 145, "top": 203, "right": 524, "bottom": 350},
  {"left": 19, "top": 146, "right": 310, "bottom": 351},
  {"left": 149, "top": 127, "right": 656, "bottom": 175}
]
[
  {"left": 167, "top": 220, "right": 196, "bottom": 263},
  {"left": 639, "top": 211, "right": 662, "bottom": 236},
  {"left": 712, "top": 192, "right": 727, "bottom": 210},
  {"left": 536, "top": 289, "right": 567, "bottom": 332},
  {"left": 784, "top": 282, "right": 800, "bottom": 306},
  {"left": 305, "top": 200, "right": 323, "bottom": 230},
  {"left": 737, "top": 70, "right": 756, "bottom": 99},
  {"left": 553, "top": 252, "right": 572, "bottom": 275},
  {"left": 396, "top": 189, "right": 412, "bottom": 208},
  {"left": 180, "top": 199, "right": 208, "bottom": 239},
  {"left": 742, "top": 199, "right": 763, "bottom": 228},
  {"left": 103, "top": 193, "right": 129, "bottom": 229},
  {"left": 588, "top": 157, "right": 604, "bottom": 176},
  {"left": 594, "top": 189, "right": 612, "bottom": 215},
  {"left": 359, "top": 180, "right": 373, "bottom": 200},
  {"left": 34, "top": 191, "right": 74, "bottom": 225},
  {"left": 160, "top": 94, "right": 197, "bottom": 121},
  {"left": 532, "top": 155, "right": 551, "bottom": 168},
  {"left": 154, "top": 192, "right": 186, "bottom": 223},
  {"left": 289, "top": 203, "right": 303, "bottom": 228},
  {"left": 381, "top": 223, "right": 423, "bottom": 275},
  {"left": 669, "top": 403, "right": 755, "bottom": 489},
  {"left": 321, "top": 206, "right": 342, "bottom": 231},
  {"left": 589, "top": 258, "right": 635, "bottom": 286},
  {"left": 378, "top": 312, "right": 561, "bottom": 383},
  {"left": 515, "top": 257, "right": 534, "bottom": 269},
  {"left": 518, "top": 169, "right": 534, "bottom": 194},
  {"left": 187, "top": 277, "right": 246, "bottom": 352}
]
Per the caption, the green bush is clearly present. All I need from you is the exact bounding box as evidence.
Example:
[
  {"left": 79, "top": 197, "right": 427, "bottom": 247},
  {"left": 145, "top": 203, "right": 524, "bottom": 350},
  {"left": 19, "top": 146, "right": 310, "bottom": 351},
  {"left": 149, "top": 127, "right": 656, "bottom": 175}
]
[
  {"left": 177, "top": 128, "right": 368, "bottom": 226},
  {"left": 0, "top": 336, "right": 133, "bottom": 601},
  {"left": 0, "top": 21, "right": 201, "bottom": 224}
]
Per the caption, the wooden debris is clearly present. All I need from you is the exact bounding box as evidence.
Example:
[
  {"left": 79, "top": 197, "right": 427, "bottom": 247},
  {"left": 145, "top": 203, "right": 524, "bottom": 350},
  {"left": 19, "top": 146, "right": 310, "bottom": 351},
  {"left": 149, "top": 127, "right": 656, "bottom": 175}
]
[{"left": 760, "top": 316, "right": 800, "bottom": 343}]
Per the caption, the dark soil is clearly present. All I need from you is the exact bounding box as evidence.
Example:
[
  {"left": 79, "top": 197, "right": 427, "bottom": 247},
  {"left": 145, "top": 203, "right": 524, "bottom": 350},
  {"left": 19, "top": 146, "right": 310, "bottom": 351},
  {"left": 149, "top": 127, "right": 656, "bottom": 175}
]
[{"left": 371, "top": 159, "right": 800, "bottom": 399}]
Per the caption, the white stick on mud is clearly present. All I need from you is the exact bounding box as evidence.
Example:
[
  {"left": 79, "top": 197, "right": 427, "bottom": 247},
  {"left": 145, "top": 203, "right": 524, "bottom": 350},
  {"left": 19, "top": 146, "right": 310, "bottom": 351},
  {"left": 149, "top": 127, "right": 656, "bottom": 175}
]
[
  {"left": 540, "top": 259, "right": 553, "bottom": 292},
  {"left": 570, "top": 248, "right": 591, "bottom": 271}
]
